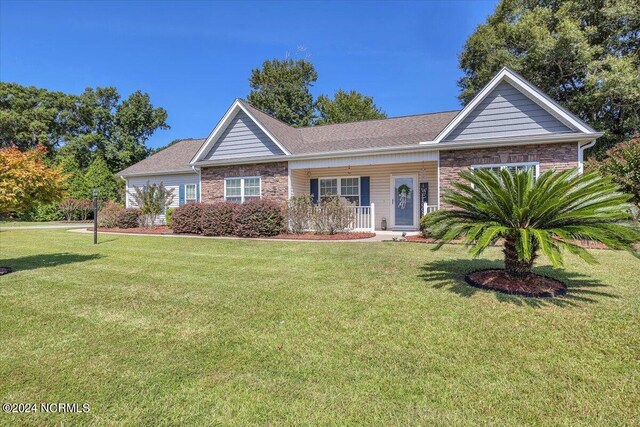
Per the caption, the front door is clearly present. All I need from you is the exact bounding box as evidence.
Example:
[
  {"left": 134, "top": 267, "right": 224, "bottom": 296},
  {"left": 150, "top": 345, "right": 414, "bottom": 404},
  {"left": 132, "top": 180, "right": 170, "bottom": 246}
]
[{"left": 390, "top": 175, "right": 417, "bottom": 229}]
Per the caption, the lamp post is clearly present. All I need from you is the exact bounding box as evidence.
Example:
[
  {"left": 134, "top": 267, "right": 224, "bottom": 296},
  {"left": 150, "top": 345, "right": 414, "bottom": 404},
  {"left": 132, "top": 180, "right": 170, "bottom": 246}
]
[{"left": 93, "top": 189, "right": 98, "bottom": 244}]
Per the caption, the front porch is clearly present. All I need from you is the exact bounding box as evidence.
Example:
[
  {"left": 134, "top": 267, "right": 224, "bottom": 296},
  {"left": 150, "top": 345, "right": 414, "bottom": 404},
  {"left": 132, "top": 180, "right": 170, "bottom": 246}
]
[{"left": 289, "top": 160, "right": 439, "bottom": 231}]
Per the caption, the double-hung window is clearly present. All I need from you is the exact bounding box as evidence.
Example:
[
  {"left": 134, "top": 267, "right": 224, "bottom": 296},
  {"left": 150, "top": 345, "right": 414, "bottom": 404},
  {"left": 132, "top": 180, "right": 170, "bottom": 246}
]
[
  {"left": 225, "top": 177, "right": 261, "bottom": 203},
  {"left": 472, "top": 162, "right": 539, "bottom": 178},
  {"left": 185, "top": 184, "right": 197, "bottom": 203},
  {"left": 319, "top": 177, "right": 360, "bottom": 205}
]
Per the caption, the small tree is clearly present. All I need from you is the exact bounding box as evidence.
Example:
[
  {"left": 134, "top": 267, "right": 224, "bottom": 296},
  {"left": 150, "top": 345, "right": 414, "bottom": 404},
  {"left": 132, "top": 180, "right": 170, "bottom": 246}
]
[
  {"left": 590, "top": 136, "right": 640, "bottom": 223},
  {"left": 58, "top": 198, "right": 80, "bottom": 221},
  {"left": 426, "top": 168, "right": 639, "bottom": 278},
  {"left": 313, "top": 196, "right": 355, "bottom": 235},
  {"left": 84, "top": 156, "right": 119, "bottom": 201},
  {"left": 0, "top": 145, "right": 67, "bottom": 215},
  {"left": 287, "top": 195, "right": 314, "bottom": 234},
  {"left": 131, "top": 181, "right": 175, "bottom": 227}
]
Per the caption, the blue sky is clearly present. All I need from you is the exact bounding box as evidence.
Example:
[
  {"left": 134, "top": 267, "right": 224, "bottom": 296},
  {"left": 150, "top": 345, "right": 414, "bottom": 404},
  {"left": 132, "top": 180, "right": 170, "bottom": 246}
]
[{"left": 1, "top": 0, "right": 497, "bottom": 149}]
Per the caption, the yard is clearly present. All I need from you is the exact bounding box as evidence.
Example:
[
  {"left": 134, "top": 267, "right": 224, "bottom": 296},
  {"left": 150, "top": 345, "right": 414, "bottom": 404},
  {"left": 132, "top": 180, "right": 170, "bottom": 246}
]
[{"left": 1, "top": 229, "right": 639, "bottom": 425}]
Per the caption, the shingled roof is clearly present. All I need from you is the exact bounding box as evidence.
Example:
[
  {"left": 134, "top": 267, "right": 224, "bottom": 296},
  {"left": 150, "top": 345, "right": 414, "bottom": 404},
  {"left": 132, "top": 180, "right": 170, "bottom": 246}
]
[
  {"left": 118, "top": 138, "right": 205, "bottom": 176},
  {"left": 240, "top": 100, "right": 459, "bottom": 154},
  {"left": 119, "top": 102, "right": 460, "bottom": 176}
]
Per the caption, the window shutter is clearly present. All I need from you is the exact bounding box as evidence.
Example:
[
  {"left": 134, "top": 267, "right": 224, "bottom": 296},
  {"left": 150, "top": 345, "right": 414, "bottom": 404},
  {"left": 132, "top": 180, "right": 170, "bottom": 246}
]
[
  {"left": 196, "top": 183, "right": 200, "bottom": 202},
  {"left": 360, "top": 176, "right": 370, "bottom": 206},
  {"left": 179, "top": 185, "right": 185, "bottom": 206},
  {"left": 310, "top": 179, "right": 318, "bottom": 204}
]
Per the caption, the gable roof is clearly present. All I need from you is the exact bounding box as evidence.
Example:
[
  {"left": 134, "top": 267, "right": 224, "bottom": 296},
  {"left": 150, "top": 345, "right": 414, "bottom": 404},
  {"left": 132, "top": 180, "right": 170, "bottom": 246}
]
[
  {"left": 121, "top": 67, "right": 601, "bottom": 176},
  {"left": 118, "top": 138, "right": 204, "bottom": 176},
  {"left": 191, "top": 99, "right": 291, "bottom": 164},
  {"left": 429, "top": 67, "right": 595, "bottom": 144}
]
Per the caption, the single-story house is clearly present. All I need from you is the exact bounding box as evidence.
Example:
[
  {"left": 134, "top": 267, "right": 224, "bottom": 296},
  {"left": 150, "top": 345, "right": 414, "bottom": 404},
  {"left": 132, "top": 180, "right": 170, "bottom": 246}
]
[{"left": 119, "top": 68, "right": 601, "bottom": 231}]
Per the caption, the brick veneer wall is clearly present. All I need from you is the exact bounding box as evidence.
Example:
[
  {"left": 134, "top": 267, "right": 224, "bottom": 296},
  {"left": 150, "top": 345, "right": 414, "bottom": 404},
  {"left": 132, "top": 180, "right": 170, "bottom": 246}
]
[
  {"left": 200, "top": 161, "right": 289, "bottom": 203},
  {"left": 439, "top": 142, "right": 579, "bottom": 208}
]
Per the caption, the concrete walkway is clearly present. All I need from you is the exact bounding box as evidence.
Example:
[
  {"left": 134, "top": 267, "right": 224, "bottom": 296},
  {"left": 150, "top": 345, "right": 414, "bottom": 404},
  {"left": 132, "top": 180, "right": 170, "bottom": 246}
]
[
  {"left": 69, "top": 228, "right": 420, "bottom": 243},
  {"left": 0, "top": 223, "right": 92, "bottom": 230}
]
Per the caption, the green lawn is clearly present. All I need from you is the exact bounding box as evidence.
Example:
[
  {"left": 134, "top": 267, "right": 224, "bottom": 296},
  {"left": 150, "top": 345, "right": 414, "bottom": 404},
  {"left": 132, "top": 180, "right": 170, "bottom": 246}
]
[
  {"left": 0, "top": 221, "right": 89, "bottom": 227},
  {"left": 1, "top": 229, "right": 639, "bottom": 426}
]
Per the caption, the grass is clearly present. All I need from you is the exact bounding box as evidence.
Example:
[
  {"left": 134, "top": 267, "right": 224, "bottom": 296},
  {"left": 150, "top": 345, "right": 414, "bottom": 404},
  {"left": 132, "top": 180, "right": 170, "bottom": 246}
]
[
  {"left": 0, "top": 221, "right": 89, "bottom": 227},
  {"left": 0, "top": 229, "right": 639, "bottom": 426}
]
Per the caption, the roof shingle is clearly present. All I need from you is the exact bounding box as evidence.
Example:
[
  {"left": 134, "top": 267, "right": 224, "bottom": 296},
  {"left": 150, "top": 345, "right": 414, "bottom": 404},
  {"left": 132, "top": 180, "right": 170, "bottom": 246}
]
[
  {"left": 118, "top": 138, "right": 205, "bottom": 176},
  {"left": 119, "top": 103, "right": 461, "bottom": 176}
]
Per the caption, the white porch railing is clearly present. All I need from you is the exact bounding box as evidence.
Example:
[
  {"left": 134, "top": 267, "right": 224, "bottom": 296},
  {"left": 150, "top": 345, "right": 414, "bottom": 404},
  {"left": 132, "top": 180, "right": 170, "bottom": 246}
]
[
  {"left": 423, "top": 203, "right": 439, "bottom": 215},
  {"left": 347, "top": 203, "right": 375, "bottom": 232}
]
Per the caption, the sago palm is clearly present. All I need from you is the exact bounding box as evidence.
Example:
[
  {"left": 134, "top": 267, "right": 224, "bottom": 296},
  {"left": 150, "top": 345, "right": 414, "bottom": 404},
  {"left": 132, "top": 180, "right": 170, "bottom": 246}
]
[{"left": 426, "top": 168, "right": 639, "bottom": 277}]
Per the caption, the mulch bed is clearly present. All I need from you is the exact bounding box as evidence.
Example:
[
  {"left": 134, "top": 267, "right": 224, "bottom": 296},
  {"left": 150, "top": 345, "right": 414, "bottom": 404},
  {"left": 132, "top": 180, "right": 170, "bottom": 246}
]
[
  {"left": 270, "top": 232, "right": 376, "bottom": 240},
  {"left": 0, "top": 267, "right": 12, "bottom": 276},
  {"left": 465, "top": 269, "right": 567, "bottom": 298},
  {"left": 90, "top": 227, "right": 173, "bottom": 235}
]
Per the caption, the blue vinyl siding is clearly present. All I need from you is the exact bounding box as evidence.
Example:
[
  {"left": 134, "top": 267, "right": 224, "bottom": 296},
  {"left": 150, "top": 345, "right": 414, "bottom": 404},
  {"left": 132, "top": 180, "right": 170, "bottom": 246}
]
[
  {"left": 445, "top": 81, "right": 573, "bottom": 141},
  {"left": 204, "top": 111, "right": 284, "bottom": 160}
]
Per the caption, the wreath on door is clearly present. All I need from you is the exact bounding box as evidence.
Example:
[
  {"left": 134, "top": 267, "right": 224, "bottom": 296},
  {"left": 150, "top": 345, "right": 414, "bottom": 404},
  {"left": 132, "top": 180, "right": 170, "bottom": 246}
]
[{"left": 397, "top": 184, "right": 411, "bottom": 209}]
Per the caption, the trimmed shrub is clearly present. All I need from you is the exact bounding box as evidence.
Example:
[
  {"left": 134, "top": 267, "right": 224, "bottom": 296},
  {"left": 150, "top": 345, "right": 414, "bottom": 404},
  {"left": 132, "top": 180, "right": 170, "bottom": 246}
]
[
  {"left": 287, "top": 195, "right": 313, "bottom": 234},
  {"left": 234, "top": 199, "right": 285, "bottom": 238},
  {"left": 99, "top": 201, "right": 123, "bottom": 228},
  {"left": 171, "top": 203, "right": 204, "bottom": 234},
  {"left": 165, "top": 207, "right": 175, "bottom": 228},
  {"left": 419, "top": 213, "right": 431, "bottom": 238},
  {"left": 200, "top": 202, "right": 238, "bottom": 236},
  {"left": 115, "top": 208, "right": 141, "bottom": 229}
]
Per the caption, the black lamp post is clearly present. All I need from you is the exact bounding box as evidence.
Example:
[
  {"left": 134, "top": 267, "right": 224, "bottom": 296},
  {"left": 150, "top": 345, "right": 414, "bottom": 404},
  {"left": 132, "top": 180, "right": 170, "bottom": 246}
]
[{"left": 93, "top": 189, "right": 98, "bottom": 244}]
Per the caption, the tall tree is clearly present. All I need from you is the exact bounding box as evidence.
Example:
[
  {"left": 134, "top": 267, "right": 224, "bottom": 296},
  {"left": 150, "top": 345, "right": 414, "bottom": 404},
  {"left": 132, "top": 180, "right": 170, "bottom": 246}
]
[
  {"left": 0, "top": 83, "right": 169, "bottom": 171},
  {"left": 458, "top": 0, "right": 640, "bottom": 157},
  {"left": 248, "top": 58, "right": 318, "bottom": 127},
  {"left": 315, "top": 90, "right": 387, "bottom": 125},
  {"left": 0, "top": 83, "right": 77, "bottom": 152},
  {"left": 83, "top": 156, "right": 120, "bottom": 201}
]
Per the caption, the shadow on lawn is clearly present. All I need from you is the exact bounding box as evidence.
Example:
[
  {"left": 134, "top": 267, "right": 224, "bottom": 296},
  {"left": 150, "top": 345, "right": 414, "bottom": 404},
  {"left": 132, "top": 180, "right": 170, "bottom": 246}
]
[
  {"left": 0, "top": 252, "right": 103, "bottom": 273},
  {"left": 419, "top": 258, "right": 617, "bottom": 308}
]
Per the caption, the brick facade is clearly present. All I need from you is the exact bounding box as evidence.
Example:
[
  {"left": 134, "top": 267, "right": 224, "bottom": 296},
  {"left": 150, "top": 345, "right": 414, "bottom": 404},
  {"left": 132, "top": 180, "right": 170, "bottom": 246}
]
[
  {"left": 200, "top": 161, "right": 288, "bottom": 203},
  {"left": 439, "top": 142, "right": 579, "bottom": 208}
]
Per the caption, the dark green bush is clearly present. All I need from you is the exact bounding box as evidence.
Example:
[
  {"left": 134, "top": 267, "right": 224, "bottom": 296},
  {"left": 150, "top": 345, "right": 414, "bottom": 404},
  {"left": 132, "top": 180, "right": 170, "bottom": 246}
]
[
  {"left": 165, "top": 207, "right": 175, "bottom": 228},
  {"left": 420, "top": 213, "right": 432, "bottom": 238},
  {"left": 17, "top": 204, "right": 62, "bottom": 222}
]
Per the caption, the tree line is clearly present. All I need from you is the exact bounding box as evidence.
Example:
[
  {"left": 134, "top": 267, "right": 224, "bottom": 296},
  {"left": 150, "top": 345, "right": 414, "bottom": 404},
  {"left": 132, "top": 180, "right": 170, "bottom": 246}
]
[{"left": 1, "top": 0, "right": 638, "bottom": 217}]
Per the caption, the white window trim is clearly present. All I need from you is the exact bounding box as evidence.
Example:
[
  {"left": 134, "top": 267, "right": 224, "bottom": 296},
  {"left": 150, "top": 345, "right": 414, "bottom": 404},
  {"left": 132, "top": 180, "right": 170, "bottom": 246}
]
[
  {"left": 471, "top": 161, "right": 540, "bottom": 178},
  {"left": 224, "top": 176, "right": 262, "bottom": 203},
  {"left": 185, "top": 184, "right": 197, "bottom": 203},
  {"left": 318, "top": 176, "right": 361, "bottom": 204}
]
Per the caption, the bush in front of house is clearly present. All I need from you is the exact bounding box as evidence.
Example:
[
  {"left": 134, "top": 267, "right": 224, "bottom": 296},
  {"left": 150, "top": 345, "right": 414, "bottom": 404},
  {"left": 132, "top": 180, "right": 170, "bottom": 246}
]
[
  {"left": 200, "top": 202, "right": 238, "bottom": 236},
  {"left": 419, "top": 213, "right": 433, "bottom": 238},
  {"left": 115, "top": 208, "right": 141, "bottom": 229},
  {"left": 287, "top": 195, "right": 313, "bottom": 234},
  {"left": 98, "top": 201, "right": 123, "bottom": 228},
  {"left": 234, "top": 199, "right": 286, "bottom": 237},
  {"left": 171, "top": 203, "right": 204, "bottom": 234},
  {"left": 165, "top": 207, "right": 175, "bottom": 228},
  {"left": 313, "top": 195, "right": 354, "bottom": 235}
]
